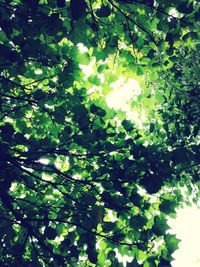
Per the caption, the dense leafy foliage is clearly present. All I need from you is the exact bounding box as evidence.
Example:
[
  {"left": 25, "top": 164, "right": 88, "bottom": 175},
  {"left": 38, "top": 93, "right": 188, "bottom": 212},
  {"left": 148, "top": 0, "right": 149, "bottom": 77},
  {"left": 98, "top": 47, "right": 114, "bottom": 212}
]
[{"left": 0, "top": 0, "right": 199, "bottom": 266}]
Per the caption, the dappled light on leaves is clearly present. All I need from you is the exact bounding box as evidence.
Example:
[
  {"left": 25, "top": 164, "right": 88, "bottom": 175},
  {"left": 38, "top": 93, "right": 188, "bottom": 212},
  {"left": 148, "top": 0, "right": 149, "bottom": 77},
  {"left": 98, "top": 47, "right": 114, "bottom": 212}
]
[
  {"left": 106, "top": 77, "right": 146, "bottom": 127},
  {"left": 0, "top": 0, "right": 199, "bottom": 266}
]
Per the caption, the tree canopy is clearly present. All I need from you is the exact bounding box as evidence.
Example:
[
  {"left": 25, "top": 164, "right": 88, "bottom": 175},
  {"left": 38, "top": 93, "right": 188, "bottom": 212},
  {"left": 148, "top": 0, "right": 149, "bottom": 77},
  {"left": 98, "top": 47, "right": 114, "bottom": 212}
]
[{"left": 0, "top": 0, "right": 199, "bottom": 266}]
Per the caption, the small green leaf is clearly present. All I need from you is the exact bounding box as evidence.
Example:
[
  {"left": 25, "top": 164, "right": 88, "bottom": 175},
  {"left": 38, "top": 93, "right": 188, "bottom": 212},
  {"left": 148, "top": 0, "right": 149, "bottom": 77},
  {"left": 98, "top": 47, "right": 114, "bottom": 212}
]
[
  {"left": 136, "top": 250, "right": 147, "bottom": 262},
  {"left": 130, "top": 215, "right": 146, "bottom": 230},
  {"left": 56, "top": 224, "right": 64, "bottom": 236},
  {"left": 45, "top": 227, "right": 57, "bottom": 240},
  {"left": 122, "top": 119, "right": 134, "bottom": 131},
  {"left": 87, "top": 247, "right": 98, "bottom": 264},
  {"left": 96, "top": 5, "right": 112, "bottom": 17},
  {"left": 127, "top": 259, "right": 142, "bottom": 267},
  {"left": 153, "top": 216, "right": 170, "bottom": 236},
  {"left": 159, "top": 200, "right": 176, "bottom": 215},
  {"left": 164, "top": 234, "right": 180, "bottom": 254},
  {"left": 90, "top": 104, "right": 106, "bottom": 117},
  {"left": 177, "top": 2, "right": 193, "bottom": 14},
  {"left": 149, "top": 123, "right": 155, "bottom": 133},
  {"left": 88, "top": 74, "right": 101, "bottom": 85},
  {"left": 144, "top": 258, "right": 157, "bottom": 267},
  {"left": 107, "top": 250, "right": 116, "bottom": 260},
  {"left": 182, "top": 32, "right": 198, "bottom": 42},
  {"left": 155, "top": 92, "right": 164, "bottom": 103}
]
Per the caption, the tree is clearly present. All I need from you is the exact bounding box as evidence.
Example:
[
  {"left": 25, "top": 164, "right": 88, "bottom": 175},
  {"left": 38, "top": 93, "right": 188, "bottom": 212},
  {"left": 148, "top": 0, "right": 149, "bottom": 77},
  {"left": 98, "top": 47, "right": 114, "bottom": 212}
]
[{"left": 0, "top": 0, "right": 199, "bottom": 266}]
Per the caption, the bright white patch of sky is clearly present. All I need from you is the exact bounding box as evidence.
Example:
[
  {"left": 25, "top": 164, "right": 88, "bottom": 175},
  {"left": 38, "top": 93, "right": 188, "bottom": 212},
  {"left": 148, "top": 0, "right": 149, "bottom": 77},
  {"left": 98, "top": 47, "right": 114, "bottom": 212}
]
[
  {"left": 106, "top": 77, "right": 146, "bottom": 128},
  {"left": 80, "top": 58, "right": 96, "bottom": 78},
  {"left": 37, "top": 158, "right": 50, "bottom": 165},
  {"left": 168, "top": 205, "right": 200, "bottom": 267}
]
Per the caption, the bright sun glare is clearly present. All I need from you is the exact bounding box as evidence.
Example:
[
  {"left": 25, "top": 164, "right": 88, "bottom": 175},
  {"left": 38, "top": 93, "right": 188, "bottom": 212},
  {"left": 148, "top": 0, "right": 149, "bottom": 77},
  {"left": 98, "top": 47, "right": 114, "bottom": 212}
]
[{"left": 106, "top": 77, "right": 146, "bottom": 128}]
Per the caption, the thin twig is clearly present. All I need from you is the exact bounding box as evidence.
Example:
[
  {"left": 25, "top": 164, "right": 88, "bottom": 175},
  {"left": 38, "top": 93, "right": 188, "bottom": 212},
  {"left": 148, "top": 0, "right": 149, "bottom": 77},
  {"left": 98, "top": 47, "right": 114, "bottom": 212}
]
[{"left": 107, "top": 0, "right": 158, "bottom": 45}]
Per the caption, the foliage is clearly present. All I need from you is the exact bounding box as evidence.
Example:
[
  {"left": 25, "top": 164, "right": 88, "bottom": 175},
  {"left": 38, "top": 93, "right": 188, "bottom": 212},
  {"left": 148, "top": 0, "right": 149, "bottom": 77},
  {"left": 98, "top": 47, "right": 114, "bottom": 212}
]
[{"left": 0, "top": 0, "right": 199, "bottom": 266}]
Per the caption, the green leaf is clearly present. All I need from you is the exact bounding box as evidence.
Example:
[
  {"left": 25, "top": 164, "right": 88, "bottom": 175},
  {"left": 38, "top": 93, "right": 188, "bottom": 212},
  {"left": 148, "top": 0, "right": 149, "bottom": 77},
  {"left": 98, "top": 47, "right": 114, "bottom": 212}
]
[
  {"left": 158, "top": 258, "right": 172, "bottom": 267},
  {"left": 90, "top": 104, "right": 106, "bottom": 117},
  {"left": 144, "top": 258, "right": 157, "bottom": 267},
  {"left": 87, "top": 247, "right": 98, "bottom": 264},
  {"left": 107, "top": 250, "right": 116, "bottom": 261},
  {"left": 149, "top": 123, "right": 155, "bottom": 133},
  {"left": 159, "top": 200, "right": 176, "bottom": 215},
  {"left": 96, "top": 5, "right": 112, "bottom": 17},
  {"left": 171, "top": 147, "right": 189, "bottom": 164},
  {"left": 152, "top": 216, "right": 170, "bottom": 236},
  {"left": 0, "top": 123, "right": 15, "bottom": 141},
  {"left": 164, "top": 234, "right": 180, "bottom": 254},
  {"left": 77, "top": 52, "right": 90, "bottom": 65},
  {"left": 155, "top": 92, "right": 164, "bottom": 103},
  {"left": 54, "top": 105, "right": 67, "bottom": 123},
  {"left": 44, "top": 227, "right": 57, "bottom": 240},
  {"left": 177, "top": 2, "right": 193, "bottom": 14},
  {"left": 69, "top": 245, "right": 79, "bottom": 258},
  {"left": 182, "top": 32, "right": 198, "bottom": 42},
  {"left": 127, "top": 260, "right": 142, "bottom": 267},
  {"left": 130, "top": 215, "right": 146, "bottom": 230},
  {"left": 122, "top": 119, "right": 134, "bottom": 131},
  {"left": 136, "top": 250, "right": 147, "bottom": 262},
  {"left": 56, "top": 224, "right": 65, "bottom": 236},
  {"left": 140, "top": 174, "right": 163, "bottom": 194},
  {"left": 88, "top": 74, "right": 101, "bottom": 85}
]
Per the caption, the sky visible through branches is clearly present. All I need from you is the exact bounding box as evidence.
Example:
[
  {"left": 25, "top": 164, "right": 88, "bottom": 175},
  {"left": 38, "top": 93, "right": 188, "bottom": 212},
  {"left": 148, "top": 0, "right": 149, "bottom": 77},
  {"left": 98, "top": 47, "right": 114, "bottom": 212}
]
[
  {"left": 0, "top": 0, "right": 199, "bottom": 266},
  {"left": 103, "top": 74, "right": 200, "bottom": 267},
  {"left": 82, "top": 58, "right": 200, "bottom": 267}
]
